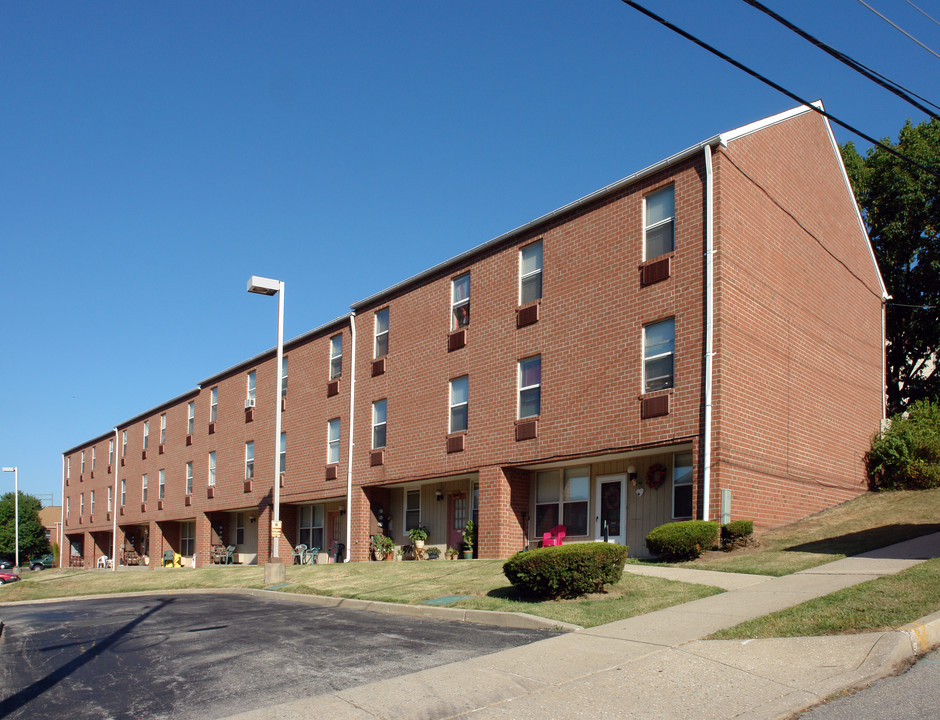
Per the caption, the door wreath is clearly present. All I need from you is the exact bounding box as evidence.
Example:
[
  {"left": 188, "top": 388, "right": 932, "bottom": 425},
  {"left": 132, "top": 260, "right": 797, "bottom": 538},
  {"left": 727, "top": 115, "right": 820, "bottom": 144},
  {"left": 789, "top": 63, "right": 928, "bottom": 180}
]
[{"left": 646, "top": 463, "right": 667, "bottom": 490}]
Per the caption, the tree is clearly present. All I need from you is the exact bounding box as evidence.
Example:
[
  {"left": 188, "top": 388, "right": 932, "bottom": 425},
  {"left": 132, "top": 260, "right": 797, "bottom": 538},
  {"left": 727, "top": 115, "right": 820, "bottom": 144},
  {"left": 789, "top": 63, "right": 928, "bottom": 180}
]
[
  {"left": 841, "top": 119, "right": 940, "bottom": 414},
  {"left": 0, "top": 491, "right": 50, "bottom": 562}
]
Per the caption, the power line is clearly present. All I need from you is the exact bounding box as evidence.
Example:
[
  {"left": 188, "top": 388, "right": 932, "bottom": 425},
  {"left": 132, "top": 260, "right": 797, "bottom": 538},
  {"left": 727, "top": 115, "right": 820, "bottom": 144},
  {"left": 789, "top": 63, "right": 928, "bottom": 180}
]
[
  {"left": 854, "top": 0, "right": 940, "bottom": 60},
  {"left": 741, "top": 0, "right": 939, "bottom": 118},
  {"left": 906, "top": 0, "right": 940, "bottom": 30},
  {"left": 618, "top": 0, "right": 940, "bottom": 179}
]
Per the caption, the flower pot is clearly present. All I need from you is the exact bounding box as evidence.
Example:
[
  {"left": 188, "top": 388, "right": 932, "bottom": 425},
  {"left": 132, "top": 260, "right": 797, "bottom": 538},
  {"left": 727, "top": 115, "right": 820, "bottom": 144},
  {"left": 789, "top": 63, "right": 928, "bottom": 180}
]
[
  {"left": 461, "top": 551, "right": 473, "bottom": 560},
  {"left": 384, "top": 551, "right": 395, "bottom": 561},
  {"left": 414, "top": 540, "right": 425, "bottom": 549}
]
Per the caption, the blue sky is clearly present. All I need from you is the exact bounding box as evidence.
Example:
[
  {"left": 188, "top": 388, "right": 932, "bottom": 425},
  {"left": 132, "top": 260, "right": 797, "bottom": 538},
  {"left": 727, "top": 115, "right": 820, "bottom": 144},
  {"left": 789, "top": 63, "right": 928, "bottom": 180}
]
[{"left": 2, "top": 1, "right": 938, "bottom": 504}]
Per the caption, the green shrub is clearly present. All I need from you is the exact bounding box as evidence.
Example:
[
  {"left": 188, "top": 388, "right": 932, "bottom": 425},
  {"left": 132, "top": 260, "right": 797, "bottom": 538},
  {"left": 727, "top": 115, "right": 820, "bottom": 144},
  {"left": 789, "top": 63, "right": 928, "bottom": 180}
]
[
  {"left": 503, "top": 543, "right": 629, "bottom": 599},
  {"left": 720, "top": 520, "right": 754, "bottom": 549},
  {"left": 867, "top": 400, "right": 940, "bottom": 491},
  {"left": 645, "top": 520, "right": 719, "bottom": 560}
]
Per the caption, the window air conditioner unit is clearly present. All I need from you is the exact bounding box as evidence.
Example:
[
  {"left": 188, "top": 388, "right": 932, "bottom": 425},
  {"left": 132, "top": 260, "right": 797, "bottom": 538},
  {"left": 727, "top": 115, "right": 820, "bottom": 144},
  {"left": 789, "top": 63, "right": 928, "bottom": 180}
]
[{"left": 245, "top": 398, "right": 256, "bottom": 410}]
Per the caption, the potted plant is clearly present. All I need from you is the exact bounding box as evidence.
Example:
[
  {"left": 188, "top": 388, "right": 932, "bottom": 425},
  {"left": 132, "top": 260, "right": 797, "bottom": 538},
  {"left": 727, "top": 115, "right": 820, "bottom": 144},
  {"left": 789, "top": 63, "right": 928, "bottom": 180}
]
[
  {"left": 461, "top": 520, "right": 475, "bottom": 559},
  {"left": 445, "top": 546, "right": 458, "bottom": 560},
  {"left": 407, "top": 526, "right": 429, "bottom": 549},
  {"left": 372, "top": 533, "right": 395, "bottom": 561}
]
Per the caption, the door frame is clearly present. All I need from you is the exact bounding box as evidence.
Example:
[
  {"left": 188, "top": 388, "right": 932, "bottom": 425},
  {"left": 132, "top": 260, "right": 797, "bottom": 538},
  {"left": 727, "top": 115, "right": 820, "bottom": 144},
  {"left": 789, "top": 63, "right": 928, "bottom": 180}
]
[{"left": 594, "top": 474, "right": 626, "bottom": 544}]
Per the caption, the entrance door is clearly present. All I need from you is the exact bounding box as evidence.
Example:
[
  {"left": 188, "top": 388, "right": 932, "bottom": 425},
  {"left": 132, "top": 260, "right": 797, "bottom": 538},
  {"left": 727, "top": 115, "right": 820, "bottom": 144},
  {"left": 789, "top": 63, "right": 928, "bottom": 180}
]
[
  {"left": 448, "top": 492, "right": 467, "bottom": 549},
  {"left": 595, "top": 475, "right": 626, "bottom": 544},
  {"left": 327, "top": 511, "right": 342, "bottom": 562}
]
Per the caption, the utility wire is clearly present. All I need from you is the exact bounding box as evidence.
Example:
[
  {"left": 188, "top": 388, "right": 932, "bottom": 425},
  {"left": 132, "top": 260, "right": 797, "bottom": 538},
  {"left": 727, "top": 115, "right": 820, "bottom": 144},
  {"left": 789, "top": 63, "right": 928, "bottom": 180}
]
[
  {"left": 906, "top": 0, "right": 940, "bottom": 30},
  {"left": 618, "top": 0, "right": 940, "bottom": 179},
  {"left": 854, "top": 0, "right": 940, "bottom": 60},
  {"left": 741, "top": 0, "right": 939, "bottom": 118}
]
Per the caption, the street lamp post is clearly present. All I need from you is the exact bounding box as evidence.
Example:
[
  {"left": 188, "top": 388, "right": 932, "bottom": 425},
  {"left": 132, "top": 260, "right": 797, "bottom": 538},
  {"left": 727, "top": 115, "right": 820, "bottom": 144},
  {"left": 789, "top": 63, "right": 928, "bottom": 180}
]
[
  {"left": 2, "top": 466, "right": 19, "bottom": 570},
  {"left": 247, "top": 276, "right": 285, "bottom": 581}
]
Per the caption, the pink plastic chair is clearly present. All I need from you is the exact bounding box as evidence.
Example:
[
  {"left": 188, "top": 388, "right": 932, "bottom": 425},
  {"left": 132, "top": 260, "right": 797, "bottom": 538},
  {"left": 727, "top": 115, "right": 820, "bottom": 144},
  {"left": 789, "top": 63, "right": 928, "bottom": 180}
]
[{"left": 541, "top": 525, "right": 566, "bottom": 547}]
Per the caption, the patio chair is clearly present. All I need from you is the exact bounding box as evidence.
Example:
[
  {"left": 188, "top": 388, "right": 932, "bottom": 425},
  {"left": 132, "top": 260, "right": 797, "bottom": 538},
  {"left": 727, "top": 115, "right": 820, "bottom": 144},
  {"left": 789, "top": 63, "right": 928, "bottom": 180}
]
[
  {"left": 306, "top": 546, "right": 320, "bottom": 564},
  {"left": 219, "top": 545, "right": 236, "bottom": 565},
  {"left": 291, "top": 544, "right": 307, "bottom": 565},
  {"left": 97, "top": 555, "right": 109, "bottom": 568},
  {"left": 541, "top": 525, "right": 566, "bottom": 547},
  {"left": 162, "top": 549, "right": 175, "bottom": 567}
]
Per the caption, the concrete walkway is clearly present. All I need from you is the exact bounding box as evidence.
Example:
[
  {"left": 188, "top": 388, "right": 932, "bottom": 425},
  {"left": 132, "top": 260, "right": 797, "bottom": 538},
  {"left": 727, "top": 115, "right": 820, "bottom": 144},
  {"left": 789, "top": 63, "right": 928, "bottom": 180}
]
[{"left": 224, "top": 532, "right": 940, "bottom": 720}]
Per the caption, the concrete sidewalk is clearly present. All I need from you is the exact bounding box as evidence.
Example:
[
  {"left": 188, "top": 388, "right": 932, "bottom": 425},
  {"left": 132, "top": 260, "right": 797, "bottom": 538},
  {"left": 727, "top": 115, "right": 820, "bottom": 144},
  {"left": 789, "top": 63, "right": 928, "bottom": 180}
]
[{"left": 226, "top": 532, "right": 940, "bottom": 720}]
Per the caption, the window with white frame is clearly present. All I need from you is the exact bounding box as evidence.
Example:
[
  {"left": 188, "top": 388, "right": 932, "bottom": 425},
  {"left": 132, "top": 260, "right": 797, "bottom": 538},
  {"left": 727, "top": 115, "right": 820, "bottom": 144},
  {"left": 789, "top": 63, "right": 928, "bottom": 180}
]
[
  {"left": 644, "top": 185, "right": 675, "bottom": 259},
  {"left": 180, "top": 521, "right": 195, "bottom": 557},
  {"left": 142, "top": 475, "right": 148, "bottom": 502},
  {"left": 108, "top": 486, "right": 113, "bottom": 512},
  {"left": 81, "top": 451, "right": 85, "bottom": 474},
  {"left": 158, "top": 469, "right": 165, "bottom": 499},
  {"left": 80, "top": 492, "right": 84, "bottom": 516},
  {"left": 329, "top": 334, "right": 343, "bottom": 379},
  {"left": 298, "top": 505, "right": 324, "bottom": 551},
  {"left": 279, "top": 432, "right": 286, "bottom": 474},
  {"left": 281, "top": 356, "right": 288, "bottom": 397},
  {"left": 121, "top": 479, "right": 126, "bottom": 506},
  {"left": 92, "top": 447, "right": 96, "bottom": 470},
  {"left": 534, "top": 468, "right": 589, "bottom": 537},
  {"left": 208, "top": 451, "right": 216, "bottom": 486},
  {"left": 122, "top": 430, "right": 127, "bottom": 458},
  {"left": 404, "top": 489, "right": 420, "bottom": 532},
  {"left": 160, "top": 413, "right": 166, "bottom": 444},
  {"left": 108, "top": 439, "right": 114, "bottom": 466},
  {"left": 673, "top": 452, "right": 693, "bottom": 518},
  {"left": 210, "top": 387, "right": 218, "bottom": 422},
  {"left": 245, "top": 441, "right": 254, "bottom": 480},
  {"left": 188, "top": 401, "right": 195, "bottom": 435},
  {"left": 143, "top": 422, "right": 149, "bottom": 450},
  {"left": 327, "top": 418, "right": 341, "bottom": 464},
  {"left": 519, "top": 240, "right": 543, "bottom": 305},
  {"left": 247, "top": 371, "right": 256, "bottom": 404},
  {"left": 66, "top": 496, "right": 70, "bottom": 519},
  {"left": 67, "top": 457, "right": 71, "bottom": 479},
  {"left": 374, "top": 308, "right": 389, "bottom": 358},
  {"left": 90, "top": 490, "right": 95, "bottom": 515},
  {"left": 235, "top": 513, "right": 245, "bottom": 545},
  {"left": 372, "top": 399, "right": 387, "bottom": 449},
  {"left": 451, "top": 273, "right": 470, "bottom": 329},
  {"left": 518, "top": 356, "right": 542, "bottom": 418},
  {"left": 643, "top": 318, "right": 675, "bottom": 393},
  {"left": 449, "top": 375, "right": 469, "bottom": 433},
  {"left": 186, "top": 461, "right": 193, "bottom": 495}
]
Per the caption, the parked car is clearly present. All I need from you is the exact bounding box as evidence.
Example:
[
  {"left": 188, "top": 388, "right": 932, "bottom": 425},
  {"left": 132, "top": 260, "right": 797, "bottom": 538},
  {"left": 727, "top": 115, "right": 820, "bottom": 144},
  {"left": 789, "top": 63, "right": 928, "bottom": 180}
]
[
  {"left": 0, "top": 559, "right": 13, "bottom": 570},
  {"left": 29, "top": 554, "right": 55, "bottom": 571},
  {"left": 0, "top": 571, "right": 20, "bottom": 585}
]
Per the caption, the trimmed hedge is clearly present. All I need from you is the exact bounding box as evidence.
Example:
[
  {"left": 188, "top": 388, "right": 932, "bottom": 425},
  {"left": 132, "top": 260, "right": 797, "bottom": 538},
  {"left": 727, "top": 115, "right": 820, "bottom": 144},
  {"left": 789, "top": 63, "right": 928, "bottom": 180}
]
[
  {"left": 720, "top": 520, "right": 754, "bottom": 549},
  {"left": 503, "top": 542, "right": 629, "bottom": 599},
  {"left": 645, "top": 520, "right": 719, "bottom": 560}
]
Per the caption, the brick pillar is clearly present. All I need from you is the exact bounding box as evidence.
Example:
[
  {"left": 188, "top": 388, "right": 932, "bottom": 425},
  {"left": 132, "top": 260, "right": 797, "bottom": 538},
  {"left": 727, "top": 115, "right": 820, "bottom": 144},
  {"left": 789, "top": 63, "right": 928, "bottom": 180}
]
[
  {"left": 195, "top": 512, "right": 213, "bottom": 568},
  {"left": 349, "top": 486, "right": 373, "bottom": 562},
  {"left": 149, "top": 520, "right": 164, "bottom": 570},
  {"left": 82, "top": 531, "right": 94, "bottom": 568},
  {"left": 478, "top": 466, "right": 530, "bottom": 558},
  {"left": 114, "top": 526, "right": 126, "bottom": 566}
]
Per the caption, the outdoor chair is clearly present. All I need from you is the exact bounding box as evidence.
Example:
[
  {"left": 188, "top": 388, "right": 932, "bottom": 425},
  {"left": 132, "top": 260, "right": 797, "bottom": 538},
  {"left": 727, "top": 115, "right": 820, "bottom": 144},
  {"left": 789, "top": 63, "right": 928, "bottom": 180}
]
[
  {"left": 219, "top": 545, "right": 236, "bottom": 565},
  {"left": 291, "top": 544, "right": 307, "bottom": 565},
  {"left": 542, "top": 525, "right": 566, "bottom": 547},
  {"left": 97, "top": 555, "right": 109, "bottom": 568},
  {"left": 162, "top": 550, "right": 175, "bottom": 567},
  {"left": 305, "top": 546, "right": 320, "bottom": 564}
]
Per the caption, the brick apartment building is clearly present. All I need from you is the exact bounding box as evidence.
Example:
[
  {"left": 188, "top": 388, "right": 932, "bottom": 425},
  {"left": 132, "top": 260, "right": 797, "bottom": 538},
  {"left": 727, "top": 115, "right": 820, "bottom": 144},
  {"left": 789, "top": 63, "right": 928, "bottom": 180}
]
[{"left": 60, "top": 103, "right": 886, "bottom": 568}]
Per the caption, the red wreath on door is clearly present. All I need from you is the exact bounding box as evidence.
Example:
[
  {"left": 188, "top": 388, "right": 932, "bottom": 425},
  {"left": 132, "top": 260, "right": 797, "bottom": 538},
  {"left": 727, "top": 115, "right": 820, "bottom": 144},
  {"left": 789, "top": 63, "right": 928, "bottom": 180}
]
[{"left": 646, "top": 463, "right": 667, "bottom": 490}]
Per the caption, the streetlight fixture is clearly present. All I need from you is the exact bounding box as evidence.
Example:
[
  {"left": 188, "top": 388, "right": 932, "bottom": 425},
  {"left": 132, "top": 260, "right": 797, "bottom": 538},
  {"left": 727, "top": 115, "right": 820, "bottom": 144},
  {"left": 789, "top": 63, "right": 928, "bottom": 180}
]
[
  {"left": 2, "top": 466, "right": 18, "bottom": 570},
  {"left": 246, "top": 276, "right": 285, "bottom": 575}
]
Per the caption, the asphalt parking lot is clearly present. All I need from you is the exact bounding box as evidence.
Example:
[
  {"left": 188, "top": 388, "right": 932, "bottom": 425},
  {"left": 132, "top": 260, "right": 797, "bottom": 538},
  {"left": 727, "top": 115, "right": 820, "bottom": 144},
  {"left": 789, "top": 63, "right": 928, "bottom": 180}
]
[{"left": 0, "top": 592, "right": 550, "bottom": 719}]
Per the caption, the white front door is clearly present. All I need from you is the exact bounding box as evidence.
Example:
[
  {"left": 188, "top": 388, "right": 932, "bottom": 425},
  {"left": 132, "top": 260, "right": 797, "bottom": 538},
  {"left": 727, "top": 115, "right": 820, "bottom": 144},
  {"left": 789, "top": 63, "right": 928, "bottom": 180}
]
[{"left": 595, "top": 474, "right": 626, "bottom": 545}]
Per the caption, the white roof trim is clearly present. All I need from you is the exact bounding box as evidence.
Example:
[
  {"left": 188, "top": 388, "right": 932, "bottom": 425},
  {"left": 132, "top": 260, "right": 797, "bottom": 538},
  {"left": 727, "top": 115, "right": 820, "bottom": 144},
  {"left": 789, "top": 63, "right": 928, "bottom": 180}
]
[{"left": 719, "top": 101, "right": 821, "bottom": 144}]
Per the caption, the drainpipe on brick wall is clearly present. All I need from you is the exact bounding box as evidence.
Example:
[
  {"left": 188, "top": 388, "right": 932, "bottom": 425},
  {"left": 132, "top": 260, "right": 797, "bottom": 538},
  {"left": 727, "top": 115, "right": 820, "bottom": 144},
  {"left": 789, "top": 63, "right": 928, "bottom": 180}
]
[
  {"left": 60, "top": 454, "right": 66, "bottom": 569},
  {"left": 345, "top": 312, "right": 356, "bottom": 562},
  {"left": 112, "top": 427, "right": 119, "bottom": 571},
  {"left": 702, "top": 144, "right": 716, "bottom": 521}
]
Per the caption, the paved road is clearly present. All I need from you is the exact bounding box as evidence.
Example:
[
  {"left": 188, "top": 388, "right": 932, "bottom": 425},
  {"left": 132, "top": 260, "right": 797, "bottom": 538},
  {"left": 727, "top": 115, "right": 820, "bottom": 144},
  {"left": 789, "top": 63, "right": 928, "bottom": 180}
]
[
  {"left": 0, "top": 592, "right": 549, "bottom": 719},
  {"left": 796, "top": 649, "right": 940, "bottom": 720}
]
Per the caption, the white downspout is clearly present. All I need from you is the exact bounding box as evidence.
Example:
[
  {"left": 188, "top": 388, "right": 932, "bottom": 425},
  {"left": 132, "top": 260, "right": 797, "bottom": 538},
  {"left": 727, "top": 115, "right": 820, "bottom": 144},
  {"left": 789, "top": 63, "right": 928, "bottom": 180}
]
[
  {"left": 702, "top": 145, "right": 716, "bottom": 522},
  {"left": 344, "top": 312, "right": 356, "bottom": 562},
  {"left": 60, "top": 454, "right": 66, "bottom": 568},
  {"left": 112, "top": 428, "right": 119, "bottom": 571}
]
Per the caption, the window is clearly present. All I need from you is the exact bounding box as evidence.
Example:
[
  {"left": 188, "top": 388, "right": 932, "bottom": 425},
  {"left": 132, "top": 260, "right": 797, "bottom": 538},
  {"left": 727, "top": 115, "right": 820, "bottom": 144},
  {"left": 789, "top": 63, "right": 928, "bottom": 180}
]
[
  {"left": 405, "top": 489, "right": 420, "bottom": 532},
  {"left": 247, "top": 371, "right": 256, "bottom": 403},
  {"left": 298, "top": 505, "right": 324, "bottom": 550},
  {"left": 281, "top": 356, "right": 288, "bottom": 397},
  {"left": 245, "top": 442, "right": 254, "bottom": 480},
  {"left": 673, "top": 452, "right": 693, "bottom": 518},
  {"left": 534, "top": 468, "right": 589, "bottom": 537},
  {"left": 90, "top": 490, "right": 95, "bottom": 515},
  {"left": 121, "top": 479, "right": 126, "bottom": 507},
  {"left": 122, "top": 430, "right": 127, "bottom": 458},
  {"left": 108, "top": 440, "right": 114, "bottom": 466},
  {"left": 160, "top": 413, "right": 167, "bottom": 444},
  {"left": 372, "top": 400, "right": 387, "bottom": 449},
  {"left": 180, "top": 521, "right": 195, "bottom": 557},
  {"left": 186, "top": 461, "right": 194, "bottom": 495},
  {"left": 210, "top": 387, "right": 218, "bottom": 422},
  {"left": 142, "top": 475, "right": 148, "bottom": 503},
  {"left": 451, "top": 273, "right": 470, "bottom": 329},
  {"left": 108, "top": 486, "right": 113, "bottom": 512},
  {"left": 518, "top": 356, "right": 541, "bottom": 419},
  {"left": 449, "top": 376, "right": 469, "bottom": 433},
  {"left": 143, "top": 422, "right": 149, "bottom": 450},
  {"left": 235, "top": 513, "right": 245, "bottom": 545},
  {"left": 329, "top": 334, "right": 343, "bottom": 379},
  {"left": 67, "top": 457, "right": 71, "bottom": 479},
  {"left": 279, "top": 432, "right": 286, "bottom": 474},
  {"left": 208, "top": 452, "right": 216, "bottom": 486},
  {"left": 374, "top": 308, "right": 389, "bottom": 358},
  {"left": 92, "top": 447, "right": 97, "bottom": 470},
  {"left": 80, "top": 493, "right": 84, "bottom": 516},
  {"left": 645, "top": 185, "right": 675, "bottom": 259},
  {"left": 81, "top": 451, "right": 85, "bottom": 474},
  {"left": 188, "top": 402, "right": 195, "bottom": 435},
  {"left": 159, "top": 469, "right": 165, "bottom": 500},
  {"left": 327, "top": 418, "right": 341, "bottom": 464},
  {"left": 66, "top": 496, "right": 70, "bottom": 519},
  {"left": 519, "top": 240, "right": 543, "bottom": 305},
  {"left": 643, "top": 318, "right": 675, "bottom": 393}
]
